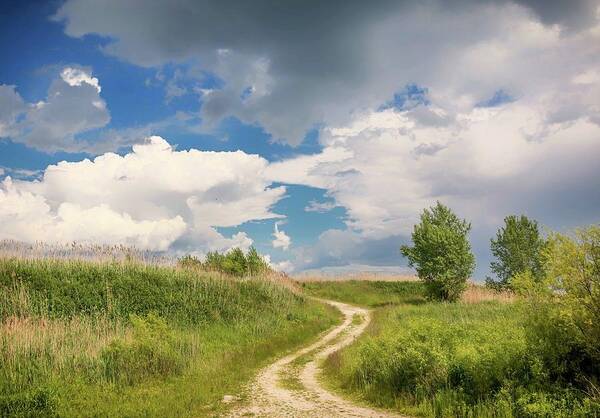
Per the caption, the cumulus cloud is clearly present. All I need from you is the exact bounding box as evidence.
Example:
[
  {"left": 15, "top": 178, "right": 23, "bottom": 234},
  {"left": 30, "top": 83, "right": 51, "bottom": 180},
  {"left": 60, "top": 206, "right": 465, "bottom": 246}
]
[
  {"left": 270, "top": 96, "right": 600, "bottom": 274},
  {"left": 0, "top": 136, "right": 285, "bottom": 254},
  {"left": 53, "top": 0, "right": 600, "bottom": 145},
  {"left": 0, "top": 66, "right": 110, "bottom": 152},
  {"left": 272, "top": 222, "right": 291, "bottom": 250}
]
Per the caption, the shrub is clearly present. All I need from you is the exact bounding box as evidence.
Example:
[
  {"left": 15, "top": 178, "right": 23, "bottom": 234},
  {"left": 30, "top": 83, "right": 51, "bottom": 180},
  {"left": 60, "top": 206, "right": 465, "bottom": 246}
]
[
  {"left": 184, "top": 246, "right": 272, "bottom": 277},
  {"left": 100, "top": 314, "right": 187, "bottom": 385},
  {"left": 514, "top": 226, "right": 600, "bottom": 388},
  {"left": 401, "top": 202, "right": 475, "bottom": 301},
  {"left": 221, "top": 248, "right": 248, "bottom": 276},
  {"left": 487, "top": 215, "right": 546, "bottom": 290}
]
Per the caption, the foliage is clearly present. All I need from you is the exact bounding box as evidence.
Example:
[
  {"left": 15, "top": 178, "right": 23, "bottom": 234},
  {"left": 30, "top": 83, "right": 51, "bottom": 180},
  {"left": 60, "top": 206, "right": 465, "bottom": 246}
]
[
  {"left": 321, "top": 224, "right": 600, "bottom": 417},
  {"left": 101, "top": 314, "right": 186, "bottom": 385},
  {"left": 0, "top": 256, "right": 340, "bottom": 417},
  {"left": 486, "top": 215, "right": 546, "bottom": 290},
  {"left": 514, "top": 226, "right": 600, "bottom": 390},
  {"left": 179, "top": 246, "right": 272, "bottom": 277},
  {"left": 401, "top": 202, "right": 475, "bottom": 301},
  {"left": 323, "top": 301, "right": 599, "bottom": 417}
]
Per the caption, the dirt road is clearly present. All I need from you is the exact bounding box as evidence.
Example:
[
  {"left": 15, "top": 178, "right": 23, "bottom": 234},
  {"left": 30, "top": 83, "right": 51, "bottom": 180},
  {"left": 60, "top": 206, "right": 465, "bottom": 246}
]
[{"left": 226, "top": 299, "right": 405, "bottom": 417}]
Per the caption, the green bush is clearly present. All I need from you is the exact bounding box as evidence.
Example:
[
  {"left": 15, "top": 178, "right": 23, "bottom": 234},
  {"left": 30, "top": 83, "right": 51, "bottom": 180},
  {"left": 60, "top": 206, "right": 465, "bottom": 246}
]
[
  {"left": 401, "top": 202, "right": 475, "bottom": 301},
  {"left": 514, "top": 226, "right": 600, "bottom": 392},
  {"left": 101, "top": 314, "right": 186, "bottom": 385},
  {"left": 181, "top": 246, "right": 272, "bottom": 277}
]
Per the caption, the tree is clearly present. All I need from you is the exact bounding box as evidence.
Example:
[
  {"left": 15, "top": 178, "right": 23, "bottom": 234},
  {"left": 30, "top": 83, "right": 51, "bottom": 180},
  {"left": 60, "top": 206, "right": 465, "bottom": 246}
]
[
  {"left": 221, "top": 248, "right": 248, "bottom": 277},
  {"left": 246, "top": 246, "right": 270, "bottom": 275},
  {"left": 401, "top": 202, "right": 475, "bottom": 301},
  {"left": 487, "top": 215, "right": 545, "bottom": 290}
]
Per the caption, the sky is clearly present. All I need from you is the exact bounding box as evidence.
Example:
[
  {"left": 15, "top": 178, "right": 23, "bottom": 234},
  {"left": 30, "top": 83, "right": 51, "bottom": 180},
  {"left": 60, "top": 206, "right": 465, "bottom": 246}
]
[{"left": 1, "top": 0, "right": 599, "bottom": 278}]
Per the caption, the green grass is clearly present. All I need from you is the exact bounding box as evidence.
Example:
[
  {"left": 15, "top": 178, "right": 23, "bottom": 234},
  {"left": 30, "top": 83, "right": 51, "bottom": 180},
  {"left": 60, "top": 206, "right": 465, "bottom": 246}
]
[
  {"left": 0, "top": 257, "right": 341, "bottom": 417},
  {"left": 322, "top": 301, "right": 599, "bottom": 417},
  {"left": 299, "top": 280, "right": 426, "bottom": 307}
]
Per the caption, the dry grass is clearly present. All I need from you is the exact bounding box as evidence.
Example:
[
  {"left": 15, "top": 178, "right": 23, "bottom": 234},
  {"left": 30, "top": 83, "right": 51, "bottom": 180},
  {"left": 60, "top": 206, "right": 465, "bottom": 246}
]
[
  {"left": 1, "top": 314, "right": 130, "bottom": 381},
  {"left": 0, "top": 239, "right": 173, "bottom": 265},
  {"left": 462, "top": 282, "right": 515, "bottom": 304}
]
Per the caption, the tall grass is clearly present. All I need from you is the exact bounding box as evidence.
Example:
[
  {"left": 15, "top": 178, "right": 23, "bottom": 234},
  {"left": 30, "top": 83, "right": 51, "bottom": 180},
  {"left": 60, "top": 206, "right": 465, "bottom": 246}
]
[
  {"left": 0, "top": 255, "right": 340, "bottom": 416},
  {"left": 323, "top": 301, "right": 599, "bottom": 417}
]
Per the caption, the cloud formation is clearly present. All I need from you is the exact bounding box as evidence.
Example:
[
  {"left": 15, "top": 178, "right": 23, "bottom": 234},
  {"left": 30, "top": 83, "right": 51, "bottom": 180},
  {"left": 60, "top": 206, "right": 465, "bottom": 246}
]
[
  {"left": 0, "top": 66, "right": 110, "bottom": 152},
  {"left": 53, "top": 0, "right": 600, "bottom": 145},
  {"left": 0, "top": 136, "right": 285, "bottom": 254},
  {"left": 272, "top": 223, "right": 291, "bottom": 250},
  {"left": 270, "top": 97, "right": 600, "bottom": 272}
]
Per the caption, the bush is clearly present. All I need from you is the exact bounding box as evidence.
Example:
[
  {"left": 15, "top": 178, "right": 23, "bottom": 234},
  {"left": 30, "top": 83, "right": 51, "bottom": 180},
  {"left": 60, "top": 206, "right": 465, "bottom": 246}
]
[
  {"left": 401, "top": 202, "right": 475, "bottom": 301},
  {"left": 100, "top": 314, "right": 187, "bottom": 385},
  {"left": 487, "top": 215, "right": 546, "bottom": 290},
  {"left": 514, "top": 226, "right": 600, "bottom": 388},
  {"left": 182, "top": 246, "right": 272, "bottom": 277}
]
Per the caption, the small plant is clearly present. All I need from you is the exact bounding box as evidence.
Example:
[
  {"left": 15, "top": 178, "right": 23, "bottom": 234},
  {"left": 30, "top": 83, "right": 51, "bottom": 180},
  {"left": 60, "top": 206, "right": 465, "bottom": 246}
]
[
  {"left": 401, "top": 202, "right": 475, "bottom": 302},
  {"left": 486, "top": 215, "right": 546, "bottom": 290}
]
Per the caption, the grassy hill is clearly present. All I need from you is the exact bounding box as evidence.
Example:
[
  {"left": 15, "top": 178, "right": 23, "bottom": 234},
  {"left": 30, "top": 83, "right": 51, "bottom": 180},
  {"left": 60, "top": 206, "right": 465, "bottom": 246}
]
[{"left": 0, "top": 257, "right": 340, "bottom": 417}]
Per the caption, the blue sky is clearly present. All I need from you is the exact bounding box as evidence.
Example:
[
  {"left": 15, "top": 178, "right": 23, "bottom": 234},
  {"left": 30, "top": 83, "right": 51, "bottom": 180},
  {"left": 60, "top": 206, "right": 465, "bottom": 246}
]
[{"left": 1, "top": 0, "right": 599, "bottom": 277}]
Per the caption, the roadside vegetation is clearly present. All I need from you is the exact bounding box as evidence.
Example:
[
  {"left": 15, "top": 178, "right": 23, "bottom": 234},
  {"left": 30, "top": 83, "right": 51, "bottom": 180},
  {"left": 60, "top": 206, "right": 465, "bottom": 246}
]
[
  {"left": 319, "top": 202, "right": 600, "bottom": 417},
  {"left": 0, "top": 250, "right": 340, "bottom": 417}
]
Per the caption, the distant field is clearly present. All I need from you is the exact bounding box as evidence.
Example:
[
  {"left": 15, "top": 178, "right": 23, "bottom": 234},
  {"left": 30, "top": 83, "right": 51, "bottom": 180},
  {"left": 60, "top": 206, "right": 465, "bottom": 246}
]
[
  {"left": 295, "top": 273, "right": 418, "bottom": 282},
  {"left": 0, "top": 257, "right": 341, "bottom": 417},
  {"left": 298, "top": 279, "right": 426, "bottom": 307}
]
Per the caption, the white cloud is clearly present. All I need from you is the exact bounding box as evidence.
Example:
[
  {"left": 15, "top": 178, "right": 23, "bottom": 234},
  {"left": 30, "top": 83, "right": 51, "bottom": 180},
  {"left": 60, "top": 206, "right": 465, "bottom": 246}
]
[
  {"left": 61, "top": 67, "right": 101, "bottom": 92},
  {"left": 0, "top": 66, "right": 110, "bottom": 152},
  {"left": 304, "top": 200, "right": 338, "bottom": 213},
  {"left": 271, "top": 97, "right": 600, "bottom": 274},
  {"left": 1, "top": 136, "right": 285, "bottom": 253},
  {"left": 272, "top": 222, "right": 291, "bottom": 250}
]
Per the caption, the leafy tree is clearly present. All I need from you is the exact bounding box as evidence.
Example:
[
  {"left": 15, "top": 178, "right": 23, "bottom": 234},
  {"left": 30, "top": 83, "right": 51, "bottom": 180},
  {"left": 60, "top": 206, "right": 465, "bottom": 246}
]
[
  {"left": 204, "top": 251, "right": 225, "bottom": 271},
  {"left": 246, "top": 246, "right": 270, "bottom": 275},
  {"left": 221, "top": 248, "right": 248, "bottom": 277},
  {"left": 487, "top": 215, "right": 545, "bottom": 290},
  {"left": 401, "top": 202, "right": 475, "bottom": 301}
]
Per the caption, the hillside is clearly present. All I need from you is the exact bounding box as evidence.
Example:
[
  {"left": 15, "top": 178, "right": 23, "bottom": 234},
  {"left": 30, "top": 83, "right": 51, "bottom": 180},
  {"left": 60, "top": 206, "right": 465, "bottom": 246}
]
[{"left": 0, "top": 257, "right": 340, "bottom": 417}]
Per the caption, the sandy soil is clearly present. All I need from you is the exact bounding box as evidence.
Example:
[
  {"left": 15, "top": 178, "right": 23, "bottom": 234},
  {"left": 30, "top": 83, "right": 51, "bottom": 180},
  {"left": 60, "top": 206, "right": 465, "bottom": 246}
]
[{"left": 226, "top": 299, "right": 406, "bottom": 417}]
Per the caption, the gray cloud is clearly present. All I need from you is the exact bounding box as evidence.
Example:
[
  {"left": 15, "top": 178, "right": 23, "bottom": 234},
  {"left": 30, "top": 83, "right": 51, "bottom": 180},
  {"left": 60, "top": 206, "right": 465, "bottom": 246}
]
[
  {"left": 53, "top": 0, "right": 600, "bottom": 145},
  {"left": 0, "top": 85, "right": 26, "bottom": 137}
]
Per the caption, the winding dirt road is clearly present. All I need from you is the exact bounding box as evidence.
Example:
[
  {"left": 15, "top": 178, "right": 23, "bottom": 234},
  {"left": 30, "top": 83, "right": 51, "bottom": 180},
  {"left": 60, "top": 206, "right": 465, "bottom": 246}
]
[{"left": 227, "top": 299, "right": 405, "bottom": 417}]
